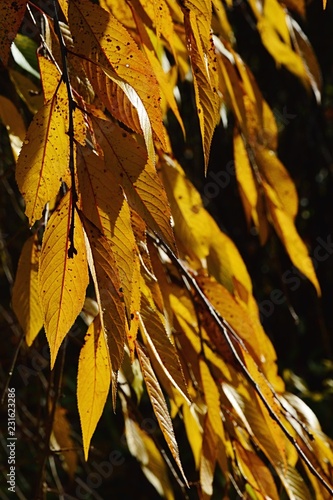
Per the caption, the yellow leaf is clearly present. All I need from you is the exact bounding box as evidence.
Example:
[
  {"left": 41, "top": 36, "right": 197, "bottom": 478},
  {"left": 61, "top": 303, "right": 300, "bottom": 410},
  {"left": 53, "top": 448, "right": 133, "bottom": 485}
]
[
  {"left": 51, "top": 405, "right": 78, "bottom": 478},
  {"left": 0, "top": 95, "right": 26, "bottom": 160},
  {"left": 135, "top": 341, "right": 188, "bottom": 486},
  {"left": 140, "top": 295, "right": 190, "bottom": 403},
  {"left": 38, "top": 55, "right": 62, "bottom": 103},
  {"left": 39, "top": 192, "right": 89, "bottom": 368},
  {"left": 257, "top": 18, "right": 311, "bottom": 91},
  {"left": 77, "top": 143, "right": 137, "bottom": 324},
  {"left": 68, "top": 0, "right": 166, "bottom": 149},
  {"left": 9, "top": 69, "right": 43, "bottom": 114},
  {"left": 183, "top": 9, "right": 221, "bottom": 169},
  {"left": 264, "top": 181, "right": 321, "bottom": 295},
  {"left": 77, "top": 316, "right": 111, "bottom": 460},
  {"left": 161, "top": 156, "right": 212, "bottom": 260},
  {"left": 182, "top": 403, "right": 203, "bottom": 469},
  {"left": 92, "top": 117, "right": 175, "bottom": 252},
  {"left": 0, "top": 0, "right": 27, "bottom": 66},
  {"left": 131, "top": 7, "right": 185, "bottom": 136},
  {"left": 120, "top": 393, "right": 174, "bottom": 499},
  {"left": 234, "top": 442, "right": 279, "bottom": 500},
  {"left": 12, "top": 234, "right": 43, "bottom": 346},
  {"left": 200, "top": 359, "right": 228, "bottom": 477},
  {"left": 256, "top": 145, "right": 298, "bottom": 219},
  {"left": 200, "top": 415, "right": 217, "bottom": 499},
  {"left": 16, "top": 82, "right": 71, "bottom": 226},
  {"left": 82, "top": 214, "right": 127, "bottom": 374},
  {"left": 233, "top": 129, "right": 258, "bottom": 228}
]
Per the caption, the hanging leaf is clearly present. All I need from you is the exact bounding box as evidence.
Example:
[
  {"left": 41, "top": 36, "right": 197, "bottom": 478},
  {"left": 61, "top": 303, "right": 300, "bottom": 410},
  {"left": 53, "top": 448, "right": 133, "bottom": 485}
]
[
  {"left": 82, "top": 214, "right": 127, "bottom": 374},
  {"left": 92, "top": 116, "right": 175, "bottom": 251},
  {"left": 0, "top": 0, "right": 28, "bottom": 65},
  {"left": 16, "top": 82, "right": 71, "bottom": 225},
  {"left": 68, "top": 0, "right": 166, "bottom": 149},
  {"left": 39, "top": 192, "right": 89, "bottom": 368},
  {"left": 77, "top": 315, "right": 111, "bottom": 460},
  {"left": 12, "top": 234, "right": 43, "bottom": 346},
  {"left": 135, "top": 340, "right": 188, "bottom": 486}
]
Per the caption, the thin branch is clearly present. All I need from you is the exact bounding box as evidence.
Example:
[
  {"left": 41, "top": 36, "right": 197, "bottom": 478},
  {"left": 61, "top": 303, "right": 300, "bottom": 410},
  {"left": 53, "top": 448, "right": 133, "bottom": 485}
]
[{"left": 53, "top": 0, "right": 77, "bottom": 258}]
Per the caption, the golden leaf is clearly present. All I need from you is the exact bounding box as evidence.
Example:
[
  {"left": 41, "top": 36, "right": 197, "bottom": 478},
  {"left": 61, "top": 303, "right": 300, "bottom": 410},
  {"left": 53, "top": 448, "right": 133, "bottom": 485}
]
[
  {"left": 68, "top": 0, "right": 166, "bottom": 149},
  {"left": 77, "top": 316, "right": 111, "bottom": 460},
  {"left": 92, "top": 117, "right": 175, "bottom": 251},
  {"left": 120, "top": 393, "right": 174, "bottom": 499},
  {"left": 0, "top": 0, "right": 27, "bottom": 66},
  {"left": 135, "top": 341, "right": 188, "bottom": 486},
  {"left": 39, "top": 192, "right": 89, "bottom": 368},
  {"left": 0, "top": 95, "right": 26, "bottom": 160},
  {"left": 82, "top": 214, "right": 127, "bottom": 374},
  {"left": 12, "top": 234, "right": 43, "bottom": 346},
  {"left": 183, "top": 9, "right": 221, "bottom": 170},
  {"left": 77, "top": 143, "right": 137, "bottom": 323},
  {"left": 234, "top": 442, "right": 279, "bottom": 500},
  {"left": 16, "top": 82, "right": 71, "bottom": 226},
  {"left": 264, "top": 181, "right": 321, "bottom": 295}
]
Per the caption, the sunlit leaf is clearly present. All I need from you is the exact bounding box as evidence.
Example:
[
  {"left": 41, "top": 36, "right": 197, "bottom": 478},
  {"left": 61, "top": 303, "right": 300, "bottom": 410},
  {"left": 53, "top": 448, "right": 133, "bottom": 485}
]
[
  {"left": 92, "top": 117, "right": 175, "bottom": 251},
  {"left": 39, "top": 192, "right": 89, "bottom": 368},
  {"left": 0, "top": 0, "right": 28, "bottom": 66},
  {"left": 77, "top": 315, "right": 111, "bottom": 460},
  {"left": 82, "top": 214, "right": 127, "bottom": 374},
  {"left": 16, "top": 82, "right": 71, "bottom": 226},
  {"left": 68, "top": 0, "right": 166, "bottom": 149},
  {"left": 12, "top": 234, "right": 43, "bottom": 346},
  {"left": 135, "top": 341, "right": 188, "bottom": 486}
]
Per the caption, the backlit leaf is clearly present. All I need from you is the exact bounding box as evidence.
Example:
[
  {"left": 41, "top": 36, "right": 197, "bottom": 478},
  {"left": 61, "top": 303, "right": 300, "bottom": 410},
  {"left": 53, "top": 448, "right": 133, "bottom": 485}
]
[
  {"left": 120, "top": 393, "right": 174, "bottom": 499},
  {"left": 39, "top": 192, "right": 89, "bottom": 368},
  {"left": 92, "top": 117, "right": 175, "bottom": 251},
  {"left": 77, "top": 315, "right": 111, "bottom": 460},
  {"left": 82, "top": 214, "right": 127, "bottom": 374},
  {"left": 68, "top": 0, "right": 166, "bottom": 149},
  {"left": 135, "top": 341, "right": 188, "bottom": 486},
  {"left": 0, "top": 0, "right": 27, "bottom": 66},
  {"left": 77, "top": 143, "right": 137, "bottom": 324},
  {"left": 16, "top": 82, "right": 71, "bottom": 226},
  {"left": 12, "top": 234, "right": 43, "bottom": 346}
]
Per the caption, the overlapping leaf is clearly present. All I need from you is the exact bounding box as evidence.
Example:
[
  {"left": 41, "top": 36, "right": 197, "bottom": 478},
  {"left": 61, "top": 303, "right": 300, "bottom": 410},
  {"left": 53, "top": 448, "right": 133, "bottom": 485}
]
[
  {"left": 12, "top": 234, "right": 43, "bottom": 346},
  {"left": 16, "top": 82, "right": 71, "bottom": 225},
  {"left": 68, "top": 0, "right": 166, "bottom": 150},
  {"left": 0, "top": 0, "right": 28, "bottom": 65},
  {"left": 77, "top": 315, "right": 111, "bottom": 460},
  {"left": 39, "top": 192, "right": 89, "bottom": 368},
  {"left": 135, "top": 341, "right": 188, "bottom": 486},
  {"left": 91, "top": 116, "right": 175, "bottom": 251}
]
